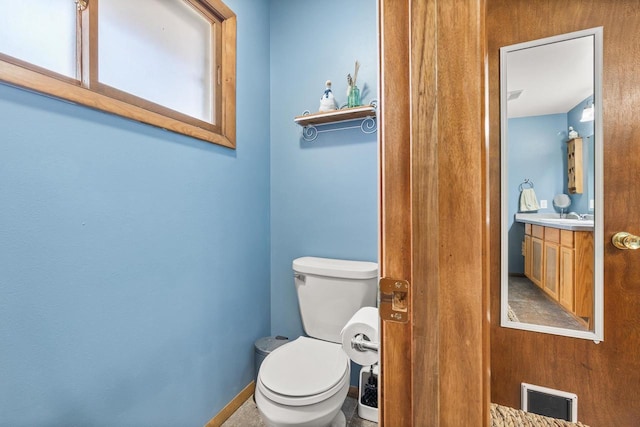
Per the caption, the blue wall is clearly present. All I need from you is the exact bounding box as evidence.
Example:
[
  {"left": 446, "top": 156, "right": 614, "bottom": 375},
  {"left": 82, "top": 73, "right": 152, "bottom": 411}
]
[
  {"left": 566, "top": 95, "right": 595, "bottom": 213},
  {"left": 0, "top": 1, "right": 271, "bottom": 425},
  {"left": 269, "top": 0, "right": 379, "bottom": 387},
  {"left": 507, "top": 114, "right": 567, "bottom": 273},
  {"left": 0, "top": 1, "right": 379, "bottom": 424},
  {"left": 269, "top": 0, "right": 378, "bottom": 340}
]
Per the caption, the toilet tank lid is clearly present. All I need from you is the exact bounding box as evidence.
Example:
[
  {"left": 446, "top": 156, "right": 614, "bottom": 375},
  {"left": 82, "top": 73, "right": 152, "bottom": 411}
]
[{"left": 293, "top": 257, "right": 378, "bottom": 279}]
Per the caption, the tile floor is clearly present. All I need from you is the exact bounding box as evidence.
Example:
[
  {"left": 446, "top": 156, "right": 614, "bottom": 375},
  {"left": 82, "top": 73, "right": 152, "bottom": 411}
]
[
  {"left": 221, "top": 394, "right": 377, "bottom": 427},
  {"left": 508, "top": 276, "right": 587, "bottom": 331}
]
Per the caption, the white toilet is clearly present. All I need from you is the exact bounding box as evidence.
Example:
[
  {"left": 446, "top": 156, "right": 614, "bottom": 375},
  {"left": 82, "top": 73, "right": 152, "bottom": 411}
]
[{"left": 255, "top": 256, "right": 378, "bottom": 427}]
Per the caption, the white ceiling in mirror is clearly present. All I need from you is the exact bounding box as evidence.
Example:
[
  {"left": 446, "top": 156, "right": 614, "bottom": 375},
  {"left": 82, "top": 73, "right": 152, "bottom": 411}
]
[{"left": 506, "top": 36, "right": 593, "bottom": 118}]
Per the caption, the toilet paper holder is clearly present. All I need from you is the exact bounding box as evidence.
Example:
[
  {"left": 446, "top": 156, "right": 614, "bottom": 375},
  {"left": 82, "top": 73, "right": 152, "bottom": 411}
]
[{"left": 351, "top": 333, "right": 379, "bottom": 353}]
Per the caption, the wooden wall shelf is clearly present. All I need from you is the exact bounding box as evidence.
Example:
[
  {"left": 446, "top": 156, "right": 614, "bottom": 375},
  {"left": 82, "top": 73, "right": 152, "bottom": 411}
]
[{"left": 294, "top": 104, "right": 377, "bottom": 141}]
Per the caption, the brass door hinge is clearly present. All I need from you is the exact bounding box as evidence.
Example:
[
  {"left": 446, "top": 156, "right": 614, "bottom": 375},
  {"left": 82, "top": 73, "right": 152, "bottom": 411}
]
[{"left": 379, "top": 277, "right": 410, "bottom": 323}]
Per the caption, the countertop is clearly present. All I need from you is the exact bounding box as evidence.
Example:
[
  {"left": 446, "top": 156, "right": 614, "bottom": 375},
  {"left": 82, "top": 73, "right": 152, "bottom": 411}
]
[{"left": 514, "top": 213, "right": 594, "bottom": 232}]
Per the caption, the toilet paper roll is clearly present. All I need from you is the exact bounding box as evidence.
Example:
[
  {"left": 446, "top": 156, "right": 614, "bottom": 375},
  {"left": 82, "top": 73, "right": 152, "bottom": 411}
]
[{"left": 341, "top": 307, "right": 379, "bottom": 366}]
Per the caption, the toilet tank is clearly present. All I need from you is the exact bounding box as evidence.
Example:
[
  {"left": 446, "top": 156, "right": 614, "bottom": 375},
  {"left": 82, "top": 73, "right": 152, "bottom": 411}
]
[{"left": 293, "top": 257, "right": 378, "bottom": 343}]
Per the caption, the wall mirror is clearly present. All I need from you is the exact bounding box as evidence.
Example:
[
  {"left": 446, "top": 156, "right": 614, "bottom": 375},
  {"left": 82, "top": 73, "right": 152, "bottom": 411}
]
[{"left": 500, "top": 28, "right": 604, "bottom": 341}]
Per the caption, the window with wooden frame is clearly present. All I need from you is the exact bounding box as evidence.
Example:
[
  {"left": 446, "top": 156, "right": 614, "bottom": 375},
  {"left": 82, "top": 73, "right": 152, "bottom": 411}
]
[{"left": 0, "top": 0, "right": 236, "bottom": 148}]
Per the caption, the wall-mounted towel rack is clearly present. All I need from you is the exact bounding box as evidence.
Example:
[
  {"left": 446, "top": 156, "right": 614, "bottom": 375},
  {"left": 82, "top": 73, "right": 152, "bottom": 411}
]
[{"left": 519, "top": 179, "right": 534, "bottom": 191}]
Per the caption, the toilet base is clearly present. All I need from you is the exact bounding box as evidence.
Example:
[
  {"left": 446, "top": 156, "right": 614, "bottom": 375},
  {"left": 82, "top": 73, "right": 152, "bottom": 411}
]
[
  {"left": 329, "top": 410, "right": 346, "bottom": 427},
  {"left": 255, "top": 376, "right": 349, "bottom": 427},
  {"left": 256, "top": 408, "right": 345, "bottom": 427}
]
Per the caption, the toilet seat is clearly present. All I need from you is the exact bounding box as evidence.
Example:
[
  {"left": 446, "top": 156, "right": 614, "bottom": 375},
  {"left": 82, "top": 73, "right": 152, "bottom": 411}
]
[{"left": 258, "top": 337, "right": 349, "bottom": 407}]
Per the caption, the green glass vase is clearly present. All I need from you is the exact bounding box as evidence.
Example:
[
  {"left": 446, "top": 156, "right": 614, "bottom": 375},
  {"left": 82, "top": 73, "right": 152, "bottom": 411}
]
[{"left": 348, "top": 85, "right": 361, "bottom": 108}]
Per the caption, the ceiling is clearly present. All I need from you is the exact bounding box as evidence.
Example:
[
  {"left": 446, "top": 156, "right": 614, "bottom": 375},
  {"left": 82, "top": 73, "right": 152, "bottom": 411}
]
[{"left": 505, "top": 35, "right": 594, "bottom": 118}]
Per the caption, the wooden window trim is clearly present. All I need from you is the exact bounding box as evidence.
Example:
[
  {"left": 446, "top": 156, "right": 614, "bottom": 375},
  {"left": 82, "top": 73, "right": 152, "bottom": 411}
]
[{"left": 0, "top": 0, "right": 237, "bottom": 149}]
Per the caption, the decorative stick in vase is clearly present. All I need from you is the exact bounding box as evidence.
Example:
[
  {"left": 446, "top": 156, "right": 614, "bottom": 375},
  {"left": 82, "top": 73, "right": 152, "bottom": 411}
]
[
  {"left": 347, "top": 60, "right": 361, "bottom": 108},
  {"left": 352, "top": 60, "right": 360, "bottom": 87}
]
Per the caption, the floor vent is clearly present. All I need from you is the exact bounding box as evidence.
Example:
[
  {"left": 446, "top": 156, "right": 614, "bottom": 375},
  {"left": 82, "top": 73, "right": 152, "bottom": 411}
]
[{"left": 521, "top": 383, "right": 578, "bottom": 422}]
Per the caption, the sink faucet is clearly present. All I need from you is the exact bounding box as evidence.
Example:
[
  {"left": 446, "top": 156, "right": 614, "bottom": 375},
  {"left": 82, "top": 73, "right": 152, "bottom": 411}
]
[{"left": 566, "top": 212, "right": 593, "bottom": 220}]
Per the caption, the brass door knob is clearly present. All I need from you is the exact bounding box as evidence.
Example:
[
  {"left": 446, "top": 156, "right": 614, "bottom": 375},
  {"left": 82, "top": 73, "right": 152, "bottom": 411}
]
[{"left": 612, "top": 232, "right": 640, "bottom": 250}]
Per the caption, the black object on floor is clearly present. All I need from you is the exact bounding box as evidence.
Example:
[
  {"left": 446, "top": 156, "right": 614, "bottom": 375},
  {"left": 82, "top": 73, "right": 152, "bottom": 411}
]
[{"left": 361, "top": 366, "right": 378, "bottom": 408}]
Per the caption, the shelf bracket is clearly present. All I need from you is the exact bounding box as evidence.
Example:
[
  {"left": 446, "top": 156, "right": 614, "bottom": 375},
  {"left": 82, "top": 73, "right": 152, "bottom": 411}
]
[
  {"left": 295, "top": 101, "right": 378, "bottom": 142},
  {"left": 301, "top": 116, "right": 377, "bottom": 141}
]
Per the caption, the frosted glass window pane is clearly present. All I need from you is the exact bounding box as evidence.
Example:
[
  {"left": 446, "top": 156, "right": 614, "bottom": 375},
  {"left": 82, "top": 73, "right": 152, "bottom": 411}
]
[
  {"left": 0, "top": 0, "right": 76, "bottom": 78},
  {"left": 99, "top": 0, "right": 213, "bottom": 122}
]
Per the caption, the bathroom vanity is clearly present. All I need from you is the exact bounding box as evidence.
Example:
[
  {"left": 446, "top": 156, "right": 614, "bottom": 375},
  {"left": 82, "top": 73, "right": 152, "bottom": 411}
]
[{"left": 517, "top": 215, "right": 594, "bottom": 328}]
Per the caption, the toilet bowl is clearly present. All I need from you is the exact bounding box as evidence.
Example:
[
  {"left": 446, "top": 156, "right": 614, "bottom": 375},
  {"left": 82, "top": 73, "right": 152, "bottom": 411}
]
[
  {"left": 255, "top": 337, "right": 350, "bottom": 427},
  {"left": 255, "top": 257, "right": 378, "bottom": 427}
]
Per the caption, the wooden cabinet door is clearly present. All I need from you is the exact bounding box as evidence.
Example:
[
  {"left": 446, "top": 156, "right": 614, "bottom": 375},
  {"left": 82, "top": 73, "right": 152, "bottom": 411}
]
[
  {"left": 524, "top": 234, "right": 532, "bottom": 278},
  {"left": 543, "top": 242, "right": 559, "bottom": 300},
  {"left": 559, "top": 246, "right": 575, "bottom": 311},
  {"left": 567, "top": 138, "right": 583, "bottom": 194},
  {"left": 531, "top": 237, "right": 543, "bottom": 287}
]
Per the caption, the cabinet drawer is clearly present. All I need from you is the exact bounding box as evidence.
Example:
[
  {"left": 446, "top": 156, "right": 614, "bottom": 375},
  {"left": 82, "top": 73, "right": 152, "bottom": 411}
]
[
  {"left": 525, "top": 223, "right": 532, "bottom": 235},
  {"left": 561, "top": 229, "right": 574, "bottom": 248},
  {"left": 532, "top": 225, "right": 544, "bottom": 239},
  {"left": 545, "top": 227, "right": 560, "bottom": 244}
]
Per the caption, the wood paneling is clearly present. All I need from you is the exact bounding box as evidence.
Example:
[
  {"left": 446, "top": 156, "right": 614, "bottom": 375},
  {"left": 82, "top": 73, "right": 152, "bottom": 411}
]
[
  {"left": 379, "top": 0, "right": 488, "bottom": 425},
  {"left": 489, "top": 1, "right": 640, "bottom": 426},
  {"left": 425, "top": 1, "right": 488, "bottom": 424}
]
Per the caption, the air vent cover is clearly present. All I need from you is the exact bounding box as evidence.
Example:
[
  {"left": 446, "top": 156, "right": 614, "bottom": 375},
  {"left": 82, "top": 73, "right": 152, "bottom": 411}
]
[
  {"left": 521, "top": 382, "right": 578, "bottom": 422},
  {"left": 507, "top": 89, "right": 524, "bottom": 101}
]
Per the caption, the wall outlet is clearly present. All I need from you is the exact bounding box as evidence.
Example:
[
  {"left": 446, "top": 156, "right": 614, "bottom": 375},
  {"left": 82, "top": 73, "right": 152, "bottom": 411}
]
[
  {"left": 589, "top": 199, "right": 595, "bottom": 209},
  {"left": 540, "top": 200, "right": 548, "bottom": 209}
]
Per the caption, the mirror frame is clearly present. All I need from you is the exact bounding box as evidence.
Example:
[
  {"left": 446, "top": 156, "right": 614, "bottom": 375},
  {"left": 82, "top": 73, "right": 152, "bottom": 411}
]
[{"left": 499, "top": 27, "right": 604, "bottom": 341}]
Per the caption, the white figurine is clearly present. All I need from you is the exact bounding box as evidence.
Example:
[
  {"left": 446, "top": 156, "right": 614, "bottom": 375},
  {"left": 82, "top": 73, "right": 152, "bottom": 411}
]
[
  {"left": 319, "top": 80, "right": 337, "bottom": 112},
  {"left": 568, "top": 126, "right": 579, "bottom": 139}
]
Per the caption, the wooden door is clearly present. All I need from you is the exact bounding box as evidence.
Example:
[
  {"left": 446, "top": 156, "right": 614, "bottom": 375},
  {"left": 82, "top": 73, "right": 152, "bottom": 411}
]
[
  {"left": 489, "top": 1, "right": 640, "bottom": 425},
  {"left": 378, "top": 0, "right": 489, "bottom": 425}
]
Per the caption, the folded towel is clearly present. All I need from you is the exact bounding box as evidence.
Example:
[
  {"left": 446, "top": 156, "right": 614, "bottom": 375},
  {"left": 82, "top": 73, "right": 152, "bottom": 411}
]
[{"left": 520, "top": 188, "right": 540, "bottom": 212}]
